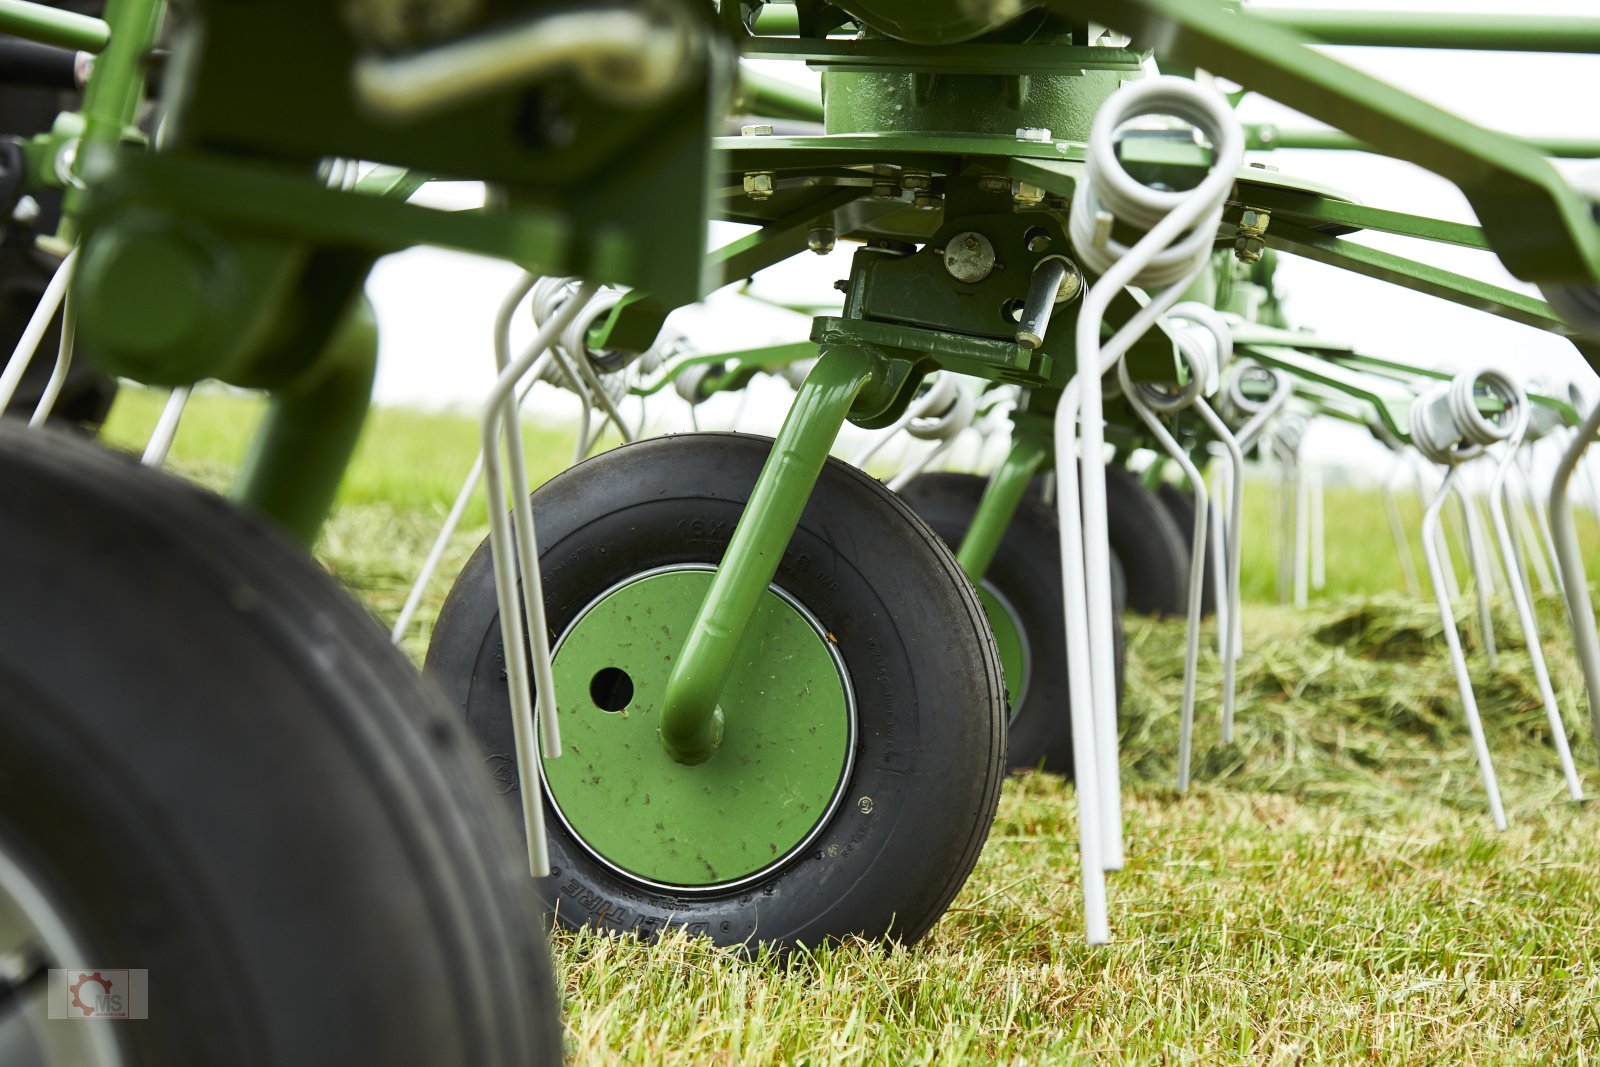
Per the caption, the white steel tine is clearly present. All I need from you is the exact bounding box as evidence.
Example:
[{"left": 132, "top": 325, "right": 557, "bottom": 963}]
[
  {"left": 1293, "top": 455, "right": 1310, "bottom": 608},
  {"left": 481, "top": 275, "right": 599, "bottom": 877},
  {"left": 1309, "top": 462, "right": 1326, "bottom": 593},
  {"left": 1382, "top": 453, "right": 1424, "bottom": 596},
  {"left": 1519, "top": 443, "right": 1567, "bottom": 602},
  {"left": 28, "top": 285, "right": 76, "bottom": 427},
  {"left": 1422, "top": 468, "right": 1509, "bottom": 831},
  {"left": 1196, "top": 402, "right": 1245, "bottom": 744},
  {"left": 1507, "top": 450, "right": 1557, "bottom": 597},
  {"left": 1455, "top": 476, "right": 1499, "bottom": 670},
  {"left": 392, "top": 352, "right": 555, "bottom": 645},
  {"left": 1118, "top": 363, "right": 1208, "bottom": 792},
  {"left": 141, "top": 387, "right": 192, "bottom": 468},
  {"left": 0, "top": 247, "right": 76, "bottom": 413},
  {"left": 1487, "top": 412, "right": 1584, "bottom": 800},
  {"left": 1549, "top": 397, "right": 1600, "bottom": 762}
]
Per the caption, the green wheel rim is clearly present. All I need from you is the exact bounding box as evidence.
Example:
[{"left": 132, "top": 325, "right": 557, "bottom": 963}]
[
  {"left": 978, "top": 583, "right": 1031, "bottom": 724},
  {"left": 540, "top": 566, "right": 855, "bottom": 891}
]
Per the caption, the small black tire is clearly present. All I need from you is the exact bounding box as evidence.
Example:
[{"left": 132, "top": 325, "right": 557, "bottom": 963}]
[
  {"left": 0, "top": 423, "right": 561, "bottom": 1066},
  {"left": 1104, "top": 465, "right": 1190, "bottom": 617},
  {"left": 426, "top": 432, "right": 1007, "bottom": 949},
  {"left": 897, "top": 471, "right": 1125, "bottom": 775},
  {"left": 1155, "top": 481, "right": 1216, "bottom": 617}
]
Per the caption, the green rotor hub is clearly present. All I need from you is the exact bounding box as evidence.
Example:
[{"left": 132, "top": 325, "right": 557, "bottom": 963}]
[
  {"left": 978, "top": 583, "right": 1031, "bottom": 723},
  {"left": 541, "top": 567, "right": 854, "bottom": 890}
]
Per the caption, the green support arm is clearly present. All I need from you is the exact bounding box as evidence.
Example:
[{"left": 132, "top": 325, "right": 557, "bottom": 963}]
[{"left": 0, "top": 0, "right": 109, "bottom": 52}]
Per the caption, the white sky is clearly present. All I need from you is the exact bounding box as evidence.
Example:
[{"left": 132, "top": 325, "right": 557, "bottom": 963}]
[{"left": 365, "top": 0, "right": 1600, "bottom": 474}]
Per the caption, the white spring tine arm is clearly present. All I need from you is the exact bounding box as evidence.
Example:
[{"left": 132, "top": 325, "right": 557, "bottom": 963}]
[
  {"left": 1383, "top": 455, "right": 1424, "bottom": 596},
  {"left": 0, "top": 248, "right": 76, "bottom": 413},
  {"left": 1519, "top": 444, "right": 1567, "bottom": 601},
  {"left": 1052, "top": 375, "right": 1109, "bottom": 945},
  {"left": 1196, "top": 402, "right": 1245, "bottom": 743},
  {"left": 1293, "top": 461, "right": 1311, "bottom": 609},
  {"left": 27, "top": 285, "right": 76, "bottom": 428},
  {"left": 1208, "top": 461, "right": 1230, "bottom": 667},
  {"left": 1455, "top": 480, "right": 1499, "bottom": 669},
  {"left": 482, "top": 276, "right": 599, "bottom": 877},
  {"left": 1507, "top": 452, "right": 1556, "bottom": 597},
  {"left": 1121, "top": 380, "right": 1207, "bottom": 792},
  {"left": 141, "top": 387, "right": 192, "bottom": 468},
  {"left": 391, "top": 352, "right": 555, "bottom": 646},
  {"left": 1309, "top": 462, "right": 1326, "bottom": 593},
  {"left": 1549, "top": 397, "right": 1600, "bottom": 762},
  {"left": 1488, "top": 430, "right": 1584, "bottom": 800},
  {"left": 1422, "top": 467, "right": 1509, "bottom": 831}
]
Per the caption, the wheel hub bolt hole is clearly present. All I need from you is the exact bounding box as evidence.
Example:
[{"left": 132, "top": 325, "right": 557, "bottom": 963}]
[{"left": 590, "top": 667, "right": 634, "bottom": 712}]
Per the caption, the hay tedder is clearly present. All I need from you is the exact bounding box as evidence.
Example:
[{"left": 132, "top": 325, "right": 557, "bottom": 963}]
[{"left": 2, "top": 1, "right": 1599, "bottom": 1062}]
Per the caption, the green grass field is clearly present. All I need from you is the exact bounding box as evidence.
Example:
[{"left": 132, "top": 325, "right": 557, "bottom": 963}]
[{"left": 103, "top": 388, "right": 1600, "bottom": 1064}]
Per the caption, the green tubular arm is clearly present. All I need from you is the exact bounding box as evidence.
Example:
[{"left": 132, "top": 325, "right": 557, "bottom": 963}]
[
  {"left": 0, "top": 0, "right": 109, "bottom": 52},
  {"left": 735, "top": 63, "right": 825, "bottom": 123},
  {"left": 657, "top": 345, "right": 876, "bottom": 765},
  {"left": 1056, "top": 0, "right": 1600, "bottom": 286},
  {"left": 1248, "top": 9, "right": 1600, "bottom": 53},
  {"left": 955, "top": 435, "right": 1047, "bottom": 582},
  {"left": 235, "top": 295, "right": 378, "bottom": 547},
  {"left": 1240, "top": 343, "right": 1413, "bottom": 442},
  {"left": 1248, "top": 125, "right": 1600, "bottom": 161}
]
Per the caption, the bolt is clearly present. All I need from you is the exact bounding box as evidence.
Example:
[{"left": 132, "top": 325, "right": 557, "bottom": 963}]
[
  {"left": 943, "top": 231, "right": 997, "bottom": 283},
  {"left": 1015, "top": 127, "right": 1052, "bottom": 143},
  {"left": 901, "top": 169, "right": 934, "bottom": 193},
  {"left": 872, "top": 178, "right": 900, "bottom": 200},
  {"left": 743, "top": 171, "right": 775, "bottom": 200},
  {"left": 1012, "top": 180, "right": 1046, "bottom": 209},
  {"left": 807, "top": 224, "right": 836, "bottom": 255},
  {"left": 12, "top": 195, "right": 40, "bottom": 226},
  {"left": 913, "top": 191, "right": 943, "bottom": 212},
  {"left": 1234, "top": 207, "right": 1270, "bottom": 263},
  {"left": 833, "top": 279, "right": 849, "bottom": 293},
  {"left": 978, "top": 174, "right": 1012, "bottom": 195},
  {"left": 740, "top": 124, "right": 773, "bottom": 137}
]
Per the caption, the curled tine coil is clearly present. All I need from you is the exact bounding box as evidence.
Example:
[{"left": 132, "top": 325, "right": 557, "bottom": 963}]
[{"left": 1409, "top": 368, "right": 1520, "bottom": 467}]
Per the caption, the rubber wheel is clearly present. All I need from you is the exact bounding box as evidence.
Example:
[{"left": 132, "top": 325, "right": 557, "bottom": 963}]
[
  {"left": 1103, "top": 465, "right": 1190, "bottom": 617},
  {"left": 426, "top": 432, "right": 1006, "bottom": 949},
  {"left": 897, "top": 472, "right": 1125, "bottom": 775},
  {"left": 0, "top": 423, "right": 560, "bottom": 1067},
  {"left": 1156, "top": 481, "right": 1216, "bottom": 617}
]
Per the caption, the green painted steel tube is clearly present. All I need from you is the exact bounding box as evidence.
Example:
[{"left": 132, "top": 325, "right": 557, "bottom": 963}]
[
  {"left": 235, "top": 297, "right": 378, "bottom": 546},
  {"left": 0, "top": 0, "right": 109, "bottom": 52},
  {"left": 736, "top": 63, "right": 824, "bottom": 123},
  {"left": 1251, "top": 8, "right": 1600, "bottom": 54},
  {"left": 657, "top": 345, "right": 876, "bottom": 765},
  {"left": 955, "top": 436, "right": 1047, "bottom": 582},
  {"left": 1250, "top": 125, "right": 1600, "bottom": 159},
  {"left": 62, "top": 0, "right": 164, "bottom": 228}
]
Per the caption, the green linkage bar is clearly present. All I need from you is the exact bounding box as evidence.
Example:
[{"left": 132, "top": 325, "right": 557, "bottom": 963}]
[
  {"left": 657, "top": 345, "right": 876, "bottom": 765},
  {"left": 1264, "top": 217, "right": 1570, "bottom": 335},
  {"left": 1249, "top": 125, "right": 1600, "bottom": 160},
  {"left": 1250, "top": 8, "right": 1600, "bottom": 54},
  {"left": 1060, "top": 0, "right": 1600, "bottom": 285},
  {"left": 0, "top": 0, "right": 109, "bottom": 52},
  {"left": 735, "top": 63, "right": 824, "bottom": 123},
  {"left": 955, "top": 436, "right": 1047, "bottom": 582}
]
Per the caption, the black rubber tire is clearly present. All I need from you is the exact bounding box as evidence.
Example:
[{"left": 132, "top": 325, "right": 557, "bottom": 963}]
[
  {"left": 0, "top": 423, "right": 561, "bottom": 1067},
  {"left": 1156, "top": 481, "right": 1216, "bottom": 617},
  {"left": 426, "top": 432, "right": 1007, "bottom": 949},
  {"left": 897, "top": 472, "right": 1126, "bottom": 775},
  {"left": 1104, "top": 465, "right": 1191, "bottom": 617}
]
